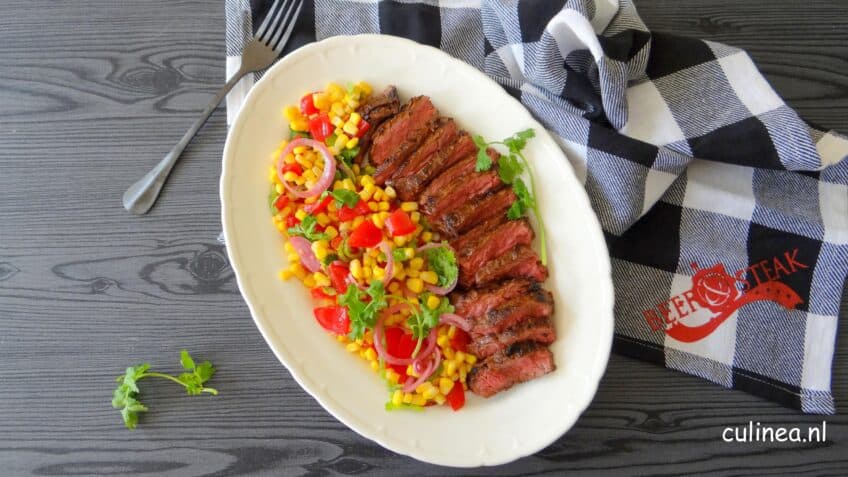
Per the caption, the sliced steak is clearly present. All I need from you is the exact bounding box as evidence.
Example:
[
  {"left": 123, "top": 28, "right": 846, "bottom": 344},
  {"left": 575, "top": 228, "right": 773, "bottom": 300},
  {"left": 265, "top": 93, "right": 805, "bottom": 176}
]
[
  {"left": 354, "top": 86, "right": 400, "bottom": 164},
  {"left": 472, "top": 288, "right": 553, "bottom": 335},
  {"left": 472, "top": 245, "right": 547, "bottom": 287},
  {"left": 389, "top": 118, "right": 458, "bottom": 183},
  {"left": 420, "top": 169, "right": 502, "bottom": 218},
  {"left": 373, "top": 118, "right": 440, "bottom": 185},
  {"left": 423, "top": 148, "right": 498, "bottom": 202},
  {"left": 369, "top": 96, "right": 438, "bottom": 166},
  {"left": 468, "top": 316, "right": 556, "bottom": 359},
  {"left": 468, "top": 341, "right": 555, "bottom": 398},
  {"left": 393, "top": 133, "right": 477, "bottom": 201},
  {"left": 430, "top": 187, "right": 515, "bottom": 237},
  {"left": 457, "top": 219, "right": 534, "bottom": 286},
  {"left": 451, "top": 279, "right": 541, "bottom": 319},
  {"left": 449, "top": 213, "right": 508, "bottom": 254}
]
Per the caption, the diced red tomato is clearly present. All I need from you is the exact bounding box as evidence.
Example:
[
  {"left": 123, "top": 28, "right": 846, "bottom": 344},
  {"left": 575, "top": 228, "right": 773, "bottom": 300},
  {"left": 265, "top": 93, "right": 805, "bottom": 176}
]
[
  {"left": 310, "top": 287, "right": 335, "bottom": 301},
  {"left": 285, "top": 215, "right": 299, "bottom": 228},
  {"left": 355, "top": 119, "right": 370, "bottom": 138},
  {"left": 336, "top": 199, "right": 371, "bottom": 222},
  {"left": 450, "top": 329, "right": 470, "bottom": 353},
  {"left": 308, "top": 113, "right": 334, "bottom": 142},
  {"left": 445, "top": 381, "right": 465, "bottom": 411},
  {"left": 327, "top": 262, "right": 350, "bottom": 292},
  {"left": 313, "top": 306, "right": 350, "bottom": 335},
  {"left": 385, "top": 209, "right": 416, "bottom": 237},
  {"left": 304, "top": 195, "right": 332, "bottom": 214},
  {"left": 273, "top": 194, "right": 289, "bottom": 211},
  {"left": 384, "top": 327, "right": 418, "bottom": 374},
  {"left": 300, "top": 92, "right": 319, "bottom": 116},
  {"left": 348, "top": 220, "right": 382, "bottom": 248},
  {"left": 330, "top": 236, "right": 343, "bottom": 250},
  {"left": 280, "top": 162, "right": 303, "bottom": 175}
]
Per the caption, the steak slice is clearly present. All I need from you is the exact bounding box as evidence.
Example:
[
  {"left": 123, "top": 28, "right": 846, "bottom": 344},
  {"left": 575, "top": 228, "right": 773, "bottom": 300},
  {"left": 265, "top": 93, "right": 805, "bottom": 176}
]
[
  {"left": 457, "top": 219, "right": 534, "bottom": 287},
  {"left": 420, "top": 169, "right": 502, "bottom": 217},
  {"left": 430, "top": 187, "right": 515, "bottom": 238},
  {"left": 472, "top": 245, "right": 547, "bottom": 287},
  {"left": 472, "top": 288, "right": 553, "bottom": 335},
  {"left": 468, "top": 316, "right": 556, "bottom": 359},
  {"left": 451, "top": 279, "right": 541, "bottom": 319},
  {"left": 449, "top": 213, "right": 508, "bottom": 254},
  {"left": 369, "top": 96, "right": 438, "bottom": 166},
  {"left": 389, "top": 118, "right": 458, "bottom": 183},
  {"left": 393, "top": 133, "right": 477, "bottom": 201},
  {"left": 422, "top": 148, "right": 498, "bottom": 202},
  {"left": 373, "top": 118, "right": 440, "bottom": 185},
  {"left": 354, "top": 86, "right": 400, "bottom": 164},
  {"left": 468, "top": 341, "right": 555, "bottom": 398}
]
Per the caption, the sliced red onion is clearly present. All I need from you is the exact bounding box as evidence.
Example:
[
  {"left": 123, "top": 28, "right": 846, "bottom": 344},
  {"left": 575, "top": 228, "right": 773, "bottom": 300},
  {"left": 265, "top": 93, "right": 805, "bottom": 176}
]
[
  {"left": 402, "top": 348, "right": 441, "bottom": 393},
  {"left": 439, "top": 313, "right": 471, "bottom": 333},
  {"left": 276, "top": 138, "right": 336, "bottom": 198},
  {"left": 289, "top": 236, "right": 320, "bottom": 272},
  {"left": 378, "top": 242, "right": 394, "bottom": 285},
  {"left": 416, "top": 242, "right": 458, "bottom": 295},
  {"left": 347, "top": 273, "right": 368, "bottom": 291}
]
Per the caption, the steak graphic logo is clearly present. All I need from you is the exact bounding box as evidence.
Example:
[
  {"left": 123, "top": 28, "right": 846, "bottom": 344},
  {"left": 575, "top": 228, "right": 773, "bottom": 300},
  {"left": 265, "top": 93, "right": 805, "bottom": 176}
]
[{"left": 643, "top": 249, "right": 806, "bottom": 342}]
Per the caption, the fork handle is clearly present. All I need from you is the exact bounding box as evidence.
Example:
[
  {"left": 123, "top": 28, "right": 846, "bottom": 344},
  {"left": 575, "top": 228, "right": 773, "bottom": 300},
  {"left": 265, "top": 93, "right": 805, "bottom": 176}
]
[{"left": 123, "top": 68, "right": 248, "bottom": 215}]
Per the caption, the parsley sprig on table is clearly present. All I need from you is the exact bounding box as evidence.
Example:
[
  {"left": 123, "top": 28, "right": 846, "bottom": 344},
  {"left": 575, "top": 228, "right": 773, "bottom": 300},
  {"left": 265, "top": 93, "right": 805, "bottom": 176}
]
[
  {"left": 112, "top": 350, "right": 217, "bottom": 429},
  {"left": 473, "top": 128, "right": 547, "bottom": 265}
]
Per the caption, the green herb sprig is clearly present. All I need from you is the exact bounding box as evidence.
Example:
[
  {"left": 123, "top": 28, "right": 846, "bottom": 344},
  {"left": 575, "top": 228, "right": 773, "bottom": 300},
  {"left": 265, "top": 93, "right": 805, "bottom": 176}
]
[
  {"left": 112, "top": 350, "right": 217, "bottom": 429},
  {"left": 287, "top": 214, "right": 330, "bottom": 241},
  {"left": 338, "top": 281, "right": 388, "bottom": 340},
  {"left": 473, "top": 128, "right": 547, "bottom": 265}
]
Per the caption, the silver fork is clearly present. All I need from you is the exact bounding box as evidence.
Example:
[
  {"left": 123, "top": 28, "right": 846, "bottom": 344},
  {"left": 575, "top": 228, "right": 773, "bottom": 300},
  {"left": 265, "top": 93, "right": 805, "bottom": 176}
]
[{"left": 123, "top": 0, "right": 304, "bottom": 215}]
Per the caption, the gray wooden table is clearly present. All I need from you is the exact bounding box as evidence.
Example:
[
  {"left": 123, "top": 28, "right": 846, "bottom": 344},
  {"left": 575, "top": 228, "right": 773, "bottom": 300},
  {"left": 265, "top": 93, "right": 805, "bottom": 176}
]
[{"left": 1, "top": 1, "right": 846, "bottom": 475}]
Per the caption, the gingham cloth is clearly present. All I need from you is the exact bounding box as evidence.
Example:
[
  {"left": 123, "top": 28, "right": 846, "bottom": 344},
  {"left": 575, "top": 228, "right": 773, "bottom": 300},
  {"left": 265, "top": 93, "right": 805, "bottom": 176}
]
[{"left": 224, "top": 0, "right": 848, "bottom": 414}]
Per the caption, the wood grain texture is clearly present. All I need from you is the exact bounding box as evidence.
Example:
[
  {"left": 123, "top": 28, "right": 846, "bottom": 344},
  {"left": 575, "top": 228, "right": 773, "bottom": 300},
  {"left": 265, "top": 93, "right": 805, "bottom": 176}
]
[{"left": 0, "top": 0, "right": 846, "bottom": 475}]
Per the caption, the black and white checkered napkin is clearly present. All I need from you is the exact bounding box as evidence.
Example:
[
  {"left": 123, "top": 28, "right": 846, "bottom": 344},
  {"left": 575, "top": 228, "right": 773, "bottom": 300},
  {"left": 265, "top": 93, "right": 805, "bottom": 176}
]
[{"left": 225, "top": 0, "right": 848, "bottom": 414}]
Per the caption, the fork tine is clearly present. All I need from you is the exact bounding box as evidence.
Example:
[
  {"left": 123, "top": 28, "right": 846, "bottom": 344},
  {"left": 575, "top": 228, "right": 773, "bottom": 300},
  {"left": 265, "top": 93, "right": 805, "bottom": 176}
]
[
  {"left": 254, "top": 0, "right": 282, "bottom": 40},
  {"left": 269, "top": 0, "right": 303, "bottom": 52}
]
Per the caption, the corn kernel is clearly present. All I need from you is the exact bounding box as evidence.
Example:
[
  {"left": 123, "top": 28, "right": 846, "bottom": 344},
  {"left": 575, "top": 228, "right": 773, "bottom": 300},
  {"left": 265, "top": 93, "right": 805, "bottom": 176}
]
[
  {"left": 302, "top": 275, "right": 316, "bottom": 288},
  {"left": 434, "top": 394, "right": 446, "bottom": 405},
  {"left": 388, "top": 282, "right": 400, "bottom": 294},
  {"left": 421, "top": 231, "right": 433, "bottom": 242},
  {"left": 416, "top": 382, "right": 434, "bottom": 395},
  {"left": 283, "top": 171, "right": 298, "bottom": 182},
  {"left": 448, "top": 326, "right": 457, "bottom": 339},
  {"left": 290, "top": 118, "right": 309, "bottom": 131},
  {"left": 426, "top": 295, "right": 440, "bottom": 310},
  {"left": 406, "top": 364, "right": 416, "bottom": 377},
  {"left": 437, "top": 335, "right": 449, "bottom": 348},
  {"left": 350, "top": 259, "right": 363, "bottom": 279},
  {"left": 466, "top": 354, "right": 477, "bottom": 365},
  {"left": 290, "top": 263, "right": 307, "bottom": 280},
  {"left": 406, "top": 278, "right": 424, "bottom": 293},
  {"left": 459, "top": 367, "right": 467, "bottom": 382},
  {"left": 352, "top": 216, "right": 365, "bottom": 229},
  {"left": 345, "top": 97, "right": 360, "bottom": 109},
  {"left": 312, "top": 92, "right": 330, "bottom": 110},
  {"left": 327, "top": 82, "right": 345, "bottom": 100},
  {"left": 284, "top": 153, "right": 296, "bottom": 164},
  {"left": 330, "top": 115, "right": 344, "bottom": 127},
  {"left": 393, "top": 266, "right": 406, "bottom": 280},
  {"left": 330, "top": 101, "right": 346, "bottom": 117},
  {"left": 363, "top": 267, "right": 372, "bottom": 279},
  {"left": 284, "top": 105, "right": 300, "bottom": 121},
  {"left": 346, "top": 342, "right": 360, "bottom": 353},
  {"left": 279, "top": 270, "right": 293, "bottom": 280},
  {"left": 345, "top": 137, "right": 359, "bottom": 150},
  {"left": 294, "top": 209, "right": 306, "bottom": 221},
  {"left": 364, "top": 347, "right": 377, "bottom": 361},
  {"left": 293, "top": 145, "right": 308, "bottom": 154},
  {"left": 406, "top": 268, "right": 419, "bottom": 278},
  {"left": 402, "top": 393, "right": 413, "bottom": 404},
  {"left": 284, "top": 241, "right": 295, "bottom": 253},
  {"left": 444, "top": 347, "right": 455, "bottom": 360},
  {"left": 409, "top": 257, "right": 424, "bottom": 270},
  {"left": 342, "top": 178, "right": 355, "bottom": 190},
  {"left": 373, "top": 267, "right": 386, "bottom": 281},
  {"left": 411, "top": 395, "right": 426, "bottom": 407},
  {"left": 421, "top": 271, "right": 438, "bottom": 285},
  {"left": 393, "top": 235, "right": 407, "bottom": 247},
  {"left": 377, "top": 201, "right": 389, "bottom": 211},
  {"left": 349, "top": 112, "right": 362, "bottom": 125},
  {"left": 402, "top": 248, "right": 414, "bottom": 260},
  {"left": 371, "top": 214, "right": 385, "bottom": 229},
  {"left": 287, "top": 253, "right": 299, "bottom": 263},
  {"left": 439, "top": 378, "right": 455, "bottom": 395},
  {"left": 370, "top": 360, "right": 379, "bottom": 372},
  {"left": 363, "top": 254, "right": 373, "bottom": 267},
  {"left": 391, "top": 389, "right": 403, "bottom": 406},
  {"left": 356, "top": 81, "right": 373, "bottom": 95},
  {"left": 455, "top": 351, "right": 466, "bottom": 364},
  {"left": 314, "top": 272, "right": 331, "bottom": 287},
  {"left": 386, "top": 369, "right": 400, "bottom": 384},
  {"left": 445, "top": 360, "right": 457, "bottom": 376},
  {"left": 411, "top": 211, "right": 420, "bottom": 223},
  {"left": 325, "top": 226, "right": 339, "bottom": 239},
  {"left": 401, "top": 202, "right": 418, "bottom": 212},
  {"left": 361, "top": 175, "right": 375, "bottom": 187}
]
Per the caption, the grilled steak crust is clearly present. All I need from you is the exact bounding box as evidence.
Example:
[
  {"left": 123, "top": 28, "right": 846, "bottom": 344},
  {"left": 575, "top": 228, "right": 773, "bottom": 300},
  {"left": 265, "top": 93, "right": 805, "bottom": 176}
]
[
  {"left": 468, "top": 316, "right": 556, "bottom": 359},
  {"left": 457, "top": 219, "right": 534, "bottom": 287},
  {"left": 354, "top": 86, "right": 400, "bottom": 164},
  {"left": 430, "top": 187, "right": 516, "bottom": 238},
  {"left": 373, "top": 118, "right": 441, "bottom": 184},
  {"left": 420, "top": 169, "right": 502, "bottom": 217},
  {"left": 451, "top": 279, "right": 541, "bottom": 319},
  {"left": 393, "top": 133, "right": 477, "bottom": 201},
  {"left": 389, "top": 118, "right": 458, "bottom": 183},
  {"left": 423, "top": 148, "right": 498, "bottom": 202},
  {"left": 472, "top": 245, "right": 547, "bottom": 287},
  {"left": 449, "top": 213, "right": 509, "bottom": 253},
  {"left": 468, "top": 341, "right": 555, "bottom": 398},
  {"left": 369, "top": 96, "right": 438, "bottom": 166},
  {"left": 472, "top": 288, "right": 553, "bottom": 335}
]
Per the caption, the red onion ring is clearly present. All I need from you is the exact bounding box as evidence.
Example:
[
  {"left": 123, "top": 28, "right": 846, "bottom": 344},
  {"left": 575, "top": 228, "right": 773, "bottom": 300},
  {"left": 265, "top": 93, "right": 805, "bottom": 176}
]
[
  {"left": 438, "top": 313, "right": 471, "bottom": 333},
  {"left": 402, "top": 348, "right": 441, "bottom": 393},
  {"left": 415, "top": 243, "right": 458, "bottom": 295},
  {"left": 373, "top": 317, "right": 437, "bottom": 366},
  {"left": 378, "top": 242, "right": 394, "bottom": 285},
  {"left": 347, "top": 273, "right": 368, "bottom": 291},
  {"left": 276, "top": 138, "right": 336, "bottom": 198},
  {"left": 288, "top": 236, "right": 320, "bottom": 272}
]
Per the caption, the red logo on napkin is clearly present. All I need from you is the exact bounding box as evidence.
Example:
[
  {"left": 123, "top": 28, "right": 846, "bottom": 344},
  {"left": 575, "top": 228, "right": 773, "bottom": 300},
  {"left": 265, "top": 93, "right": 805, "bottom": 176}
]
[{"left": 642, "top": 249, "right": 805, "bottom": 342}]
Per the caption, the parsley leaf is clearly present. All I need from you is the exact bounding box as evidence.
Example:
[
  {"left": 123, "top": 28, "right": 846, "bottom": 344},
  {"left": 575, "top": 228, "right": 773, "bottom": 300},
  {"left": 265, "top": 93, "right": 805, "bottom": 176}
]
[
  {"left": 502, "top": 128, "right": 535, "bottom": 154},
  {"left": 338, "top": 281, "right": 388, "bottom": 340},
  {"left": 426, "top": 246, "right": 458, "bottom": 288},
  {"left": 339, "top": 146, "right": 360, "bottom": 165},
  {"left": 112, "top": 350, "right": 216, "bottom": 429},
  {"left": 330, "top": 189, "right": 360, "bottom": 208},
  {"left": 473, "top": 135, "right": 493, "bottom": 171},
  {"left": 497, "top": 154, "right": 523, "bottom": 185},
  {"left": 507, "top": 178, "right": 532, "bottom": 220},
  {"left": 407, "top": 293, "right": 454, "bottom": 347},
  {"left": 392, "top": 248, "right": 407, "bottom": 262},
  {"left": 287, "top": 215, "right": 329, "bottom": 241},
  {"left": 289, "top": 127, "right": 312, "bottom": 140}
]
